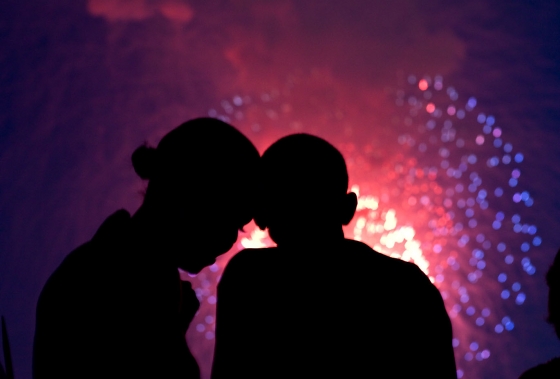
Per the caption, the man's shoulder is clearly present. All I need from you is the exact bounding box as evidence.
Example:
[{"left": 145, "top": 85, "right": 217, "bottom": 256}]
[
  {"left": 343, "top": 239, "right": 424, "bottom": 272},
  {"left": 225, "top": 239, "right": 425, "bottom": 278},
  {"left": 340, "top": 240, "right": 439, "bottom": 298}
]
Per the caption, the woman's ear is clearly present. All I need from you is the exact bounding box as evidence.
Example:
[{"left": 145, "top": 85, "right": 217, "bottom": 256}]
[{"left": 341, "top": 192, "right": 358, "bottom": 225}]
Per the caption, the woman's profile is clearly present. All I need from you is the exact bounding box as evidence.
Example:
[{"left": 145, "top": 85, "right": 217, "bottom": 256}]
[{"left": 32, "top": 118, "right": 259, "bottom": 379}]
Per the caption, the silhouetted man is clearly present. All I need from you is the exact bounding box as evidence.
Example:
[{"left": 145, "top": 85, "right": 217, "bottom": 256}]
[
  {"left": 212, "top": 134, "right": 457, "bottom": 378},
  {"left": 33, "top": 118, "right": 260, "bottom": 378}
]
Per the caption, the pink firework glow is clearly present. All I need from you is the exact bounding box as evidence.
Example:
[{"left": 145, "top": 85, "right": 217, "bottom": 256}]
[
  {"left": 2, "top": 2, "right": 560, "bottom": 379},
  {"left": 183, "top": 72, "right": 544, "bottom": 379}
]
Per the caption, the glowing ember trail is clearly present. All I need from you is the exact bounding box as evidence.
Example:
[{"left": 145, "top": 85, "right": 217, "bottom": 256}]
[{"left": 185, "top": 72, "right": 543, "bottom": 379}]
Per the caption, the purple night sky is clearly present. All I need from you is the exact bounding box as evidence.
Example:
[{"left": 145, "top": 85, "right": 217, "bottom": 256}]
[{"left": 1, "top": 1, "right": 560, "bottom": 378}]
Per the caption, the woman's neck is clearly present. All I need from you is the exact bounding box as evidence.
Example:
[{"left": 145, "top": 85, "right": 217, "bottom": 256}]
[{"left": 129, "top": 204, "right": 177, "bottom": 267}]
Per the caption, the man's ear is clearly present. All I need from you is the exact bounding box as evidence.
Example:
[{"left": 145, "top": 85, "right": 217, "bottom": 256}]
[{"left": 341, "top": 192, "right": 358, "bottom": 225}]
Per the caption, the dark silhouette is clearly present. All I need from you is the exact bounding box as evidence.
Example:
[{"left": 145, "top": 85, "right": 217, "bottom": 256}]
[
  {"left": 212, "top": 134, "right": 457, "bottom": 378},
  {"left": 519, "top": 249, "right": 560, "bottom": 378},
  {"left": 33, "top": 118, "right": 259, "bottom": 379},
  {"left": 1, "top": 316, "right": 14, "bottom": 379}
]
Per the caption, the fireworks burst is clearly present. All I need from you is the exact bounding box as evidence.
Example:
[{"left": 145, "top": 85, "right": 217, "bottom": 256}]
[{"left": 185, "top": 72, "right": 542, "bottom": 379}]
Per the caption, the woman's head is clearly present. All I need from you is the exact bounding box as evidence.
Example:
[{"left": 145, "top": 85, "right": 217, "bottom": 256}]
[{"left": 132, "top": 118, "right": 259, "bottom": 273}]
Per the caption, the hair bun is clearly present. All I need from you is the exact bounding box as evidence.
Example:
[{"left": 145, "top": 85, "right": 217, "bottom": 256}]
[{"left": 131, "top": 144, "right": 157, "bottom": 180}]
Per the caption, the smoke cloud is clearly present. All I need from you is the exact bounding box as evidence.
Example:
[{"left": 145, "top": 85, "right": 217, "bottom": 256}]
[{"left": 87, "top": 0, "right": 195, "bottom": 23}]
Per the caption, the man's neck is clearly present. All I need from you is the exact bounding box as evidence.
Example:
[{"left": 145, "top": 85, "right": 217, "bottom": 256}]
[{"left": 274, "top": 225, "right": 346, "bottom": 248}]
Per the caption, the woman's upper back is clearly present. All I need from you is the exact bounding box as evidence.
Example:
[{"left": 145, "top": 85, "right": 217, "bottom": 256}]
[{"left": 33, "top": 210, "right": 189, "bottom": 378}]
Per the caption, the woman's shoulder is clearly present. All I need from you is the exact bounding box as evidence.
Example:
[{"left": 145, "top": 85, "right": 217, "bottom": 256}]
[
  {"left": 91, "top": 209, "right": 132, "bottom": 243},
  {"left": 47, "top": 210, "right": 133, "bottom": 282}
]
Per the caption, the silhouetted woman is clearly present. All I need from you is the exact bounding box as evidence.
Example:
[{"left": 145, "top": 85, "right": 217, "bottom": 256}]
[{"left": 33, "top": 118, "right": 259, "bottom": 379}]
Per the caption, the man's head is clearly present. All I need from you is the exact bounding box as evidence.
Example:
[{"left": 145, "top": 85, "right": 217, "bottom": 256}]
[
  {"left": 255, "top": 133, "right": 357, "bottom": 246},
  {"left": 132, "top": 117, "right": 260, "bottom": 273}
]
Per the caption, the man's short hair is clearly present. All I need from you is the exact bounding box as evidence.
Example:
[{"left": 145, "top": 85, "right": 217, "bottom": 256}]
[{"left": 259, "top": 133, "right": 349, "bottom": 198}]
